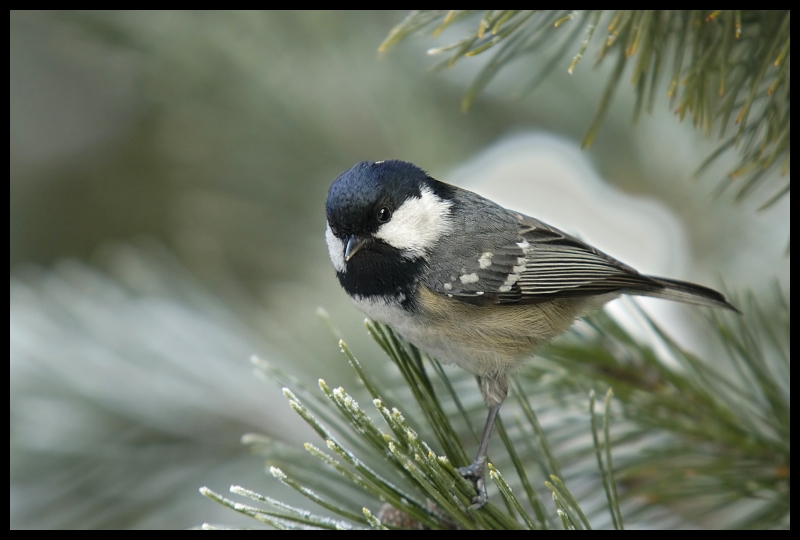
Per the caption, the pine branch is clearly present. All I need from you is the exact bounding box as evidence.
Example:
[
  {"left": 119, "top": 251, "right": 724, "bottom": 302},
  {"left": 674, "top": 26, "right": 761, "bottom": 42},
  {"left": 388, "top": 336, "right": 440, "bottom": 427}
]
[
  {"left": 203, "top": 289, "right": 789, "bottom": 529},
  {"left": 380, "top": 10, "right": 790, "bottom": 209}
]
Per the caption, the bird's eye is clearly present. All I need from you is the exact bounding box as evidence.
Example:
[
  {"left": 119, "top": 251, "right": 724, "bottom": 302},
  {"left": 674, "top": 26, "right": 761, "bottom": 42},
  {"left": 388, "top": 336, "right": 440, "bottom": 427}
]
[{"left": 376, "top": 207, "right": 392, "bottom": 223}]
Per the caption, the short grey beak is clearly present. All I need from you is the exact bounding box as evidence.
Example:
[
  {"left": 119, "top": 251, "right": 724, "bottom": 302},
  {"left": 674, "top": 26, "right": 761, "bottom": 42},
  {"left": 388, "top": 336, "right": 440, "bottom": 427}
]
[{"left": 345, "top": 236, "right": 369, "bottom": 262}]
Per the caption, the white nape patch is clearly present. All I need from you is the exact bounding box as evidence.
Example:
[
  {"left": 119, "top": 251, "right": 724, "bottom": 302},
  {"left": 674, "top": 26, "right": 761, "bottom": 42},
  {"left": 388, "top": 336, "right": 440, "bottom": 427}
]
[
  {"left": 443, "top": 282, "right": 452, "bottom": 290},
  {"left": 325, "top": 224, "right": 346, "bottom": 273},
  {"left": 459, "top": 273, "right": 479, "bottom": 284},
  {"left": 374, "top": 186, "right": 453, "bottom": 257},
  {"left": 478, "top": 252, "right": 493, "bottom": 269}
]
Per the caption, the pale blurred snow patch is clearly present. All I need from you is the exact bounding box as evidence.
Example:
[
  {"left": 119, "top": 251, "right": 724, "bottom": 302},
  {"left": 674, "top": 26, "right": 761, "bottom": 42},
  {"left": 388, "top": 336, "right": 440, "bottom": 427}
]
[{"left": 10, "top": 242, "right": 308, "bottom": 528}]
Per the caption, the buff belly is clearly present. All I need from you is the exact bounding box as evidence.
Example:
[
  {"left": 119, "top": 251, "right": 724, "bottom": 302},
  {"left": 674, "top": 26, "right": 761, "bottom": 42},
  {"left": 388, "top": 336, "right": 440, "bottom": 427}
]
[{"left": 353, "top": 287, "right": 609, "bottom": 378}]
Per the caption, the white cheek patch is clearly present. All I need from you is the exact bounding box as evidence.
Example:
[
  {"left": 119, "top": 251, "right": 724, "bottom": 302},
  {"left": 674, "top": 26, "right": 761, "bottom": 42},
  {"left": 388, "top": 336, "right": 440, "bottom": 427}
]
[
  {"left": 325, "top": 223, "right": 346, "bottom": 273},
  {"left": 374, "top": 186, "right": 453, "bottom": 257}
]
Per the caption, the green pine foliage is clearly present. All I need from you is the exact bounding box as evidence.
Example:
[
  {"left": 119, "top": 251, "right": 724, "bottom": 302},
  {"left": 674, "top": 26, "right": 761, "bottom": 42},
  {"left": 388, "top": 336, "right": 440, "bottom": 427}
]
[
  {"left": 202, "top": 290, "right": 789, "bottom": 529},
  {"left": 381, "top": 10, "right": 790, "bottom": 210}
]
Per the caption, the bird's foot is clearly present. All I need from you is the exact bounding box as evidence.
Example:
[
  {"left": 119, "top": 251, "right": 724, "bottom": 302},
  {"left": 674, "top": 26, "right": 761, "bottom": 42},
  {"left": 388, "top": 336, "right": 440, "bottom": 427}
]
[{"left": 456, "top": 460, "right": 488, "bottom": 509}]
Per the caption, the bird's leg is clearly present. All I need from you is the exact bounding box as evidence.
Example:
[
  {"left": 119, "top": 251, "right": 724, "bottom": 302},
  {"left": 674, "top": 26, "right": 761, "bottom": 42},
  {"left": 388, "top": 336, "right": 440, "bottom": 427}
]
[
  {"left": 456, "top": 402, "right": 502, "bottom": 509},
  {"left": 456, "top": 374, "right": 508, "bottom": 508}
]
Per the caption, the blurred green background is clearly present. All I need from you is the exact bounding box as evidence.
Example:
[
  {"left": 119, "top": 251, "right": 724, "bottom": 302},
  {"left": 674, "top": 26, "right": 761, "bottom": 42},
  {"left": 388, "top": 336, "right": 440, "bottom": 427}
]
[{"left": 10, "top": 11, "right": 788, "bottom": 529}]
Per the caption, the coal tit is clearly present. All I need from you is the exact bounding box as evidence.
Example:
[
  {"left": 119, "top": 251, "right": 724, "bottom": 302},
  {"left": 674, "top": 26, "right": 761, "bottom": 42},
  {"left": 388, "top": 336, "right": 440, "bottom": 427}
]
[{"left": 325, "top": 160, "right": 738, "bottom": 508}]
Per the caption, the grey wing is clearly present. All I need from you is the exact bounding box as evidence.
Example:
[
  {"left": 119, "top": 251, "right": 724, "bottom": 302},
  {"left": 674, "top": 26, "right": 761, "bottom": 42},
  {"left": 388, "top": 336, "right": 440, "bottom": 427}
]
[{"left": 426, "top": 212, "right": 661, "bottom": 306}]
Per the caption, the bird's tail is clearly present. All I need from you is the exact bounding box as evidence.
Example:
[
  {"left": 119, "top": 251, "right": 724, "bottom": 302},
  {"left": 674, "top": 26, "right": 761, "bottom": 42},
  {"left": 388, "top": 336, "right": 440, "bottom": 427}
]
[{"left": 638, "top": 276, "right": 740, "bottom": 313}]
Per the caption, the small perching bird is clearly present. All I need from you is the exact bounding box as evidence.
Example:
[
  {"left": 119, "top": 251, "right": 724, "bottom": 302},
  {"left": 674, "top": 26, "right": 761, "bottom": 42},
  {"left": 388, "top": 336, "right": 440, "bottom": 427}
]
[{"left": 325, "top": 160, "right": 738, "bottom": 508}]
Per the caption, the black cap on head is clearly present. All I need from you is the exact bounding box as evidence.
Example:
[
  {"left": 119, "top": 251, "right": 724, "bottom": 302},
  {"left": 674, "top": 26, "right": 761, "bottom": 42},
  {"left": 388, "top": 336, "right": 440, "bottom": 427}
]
[{"left": 326, "top": 160, "right": 430, "bottom": 237}]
